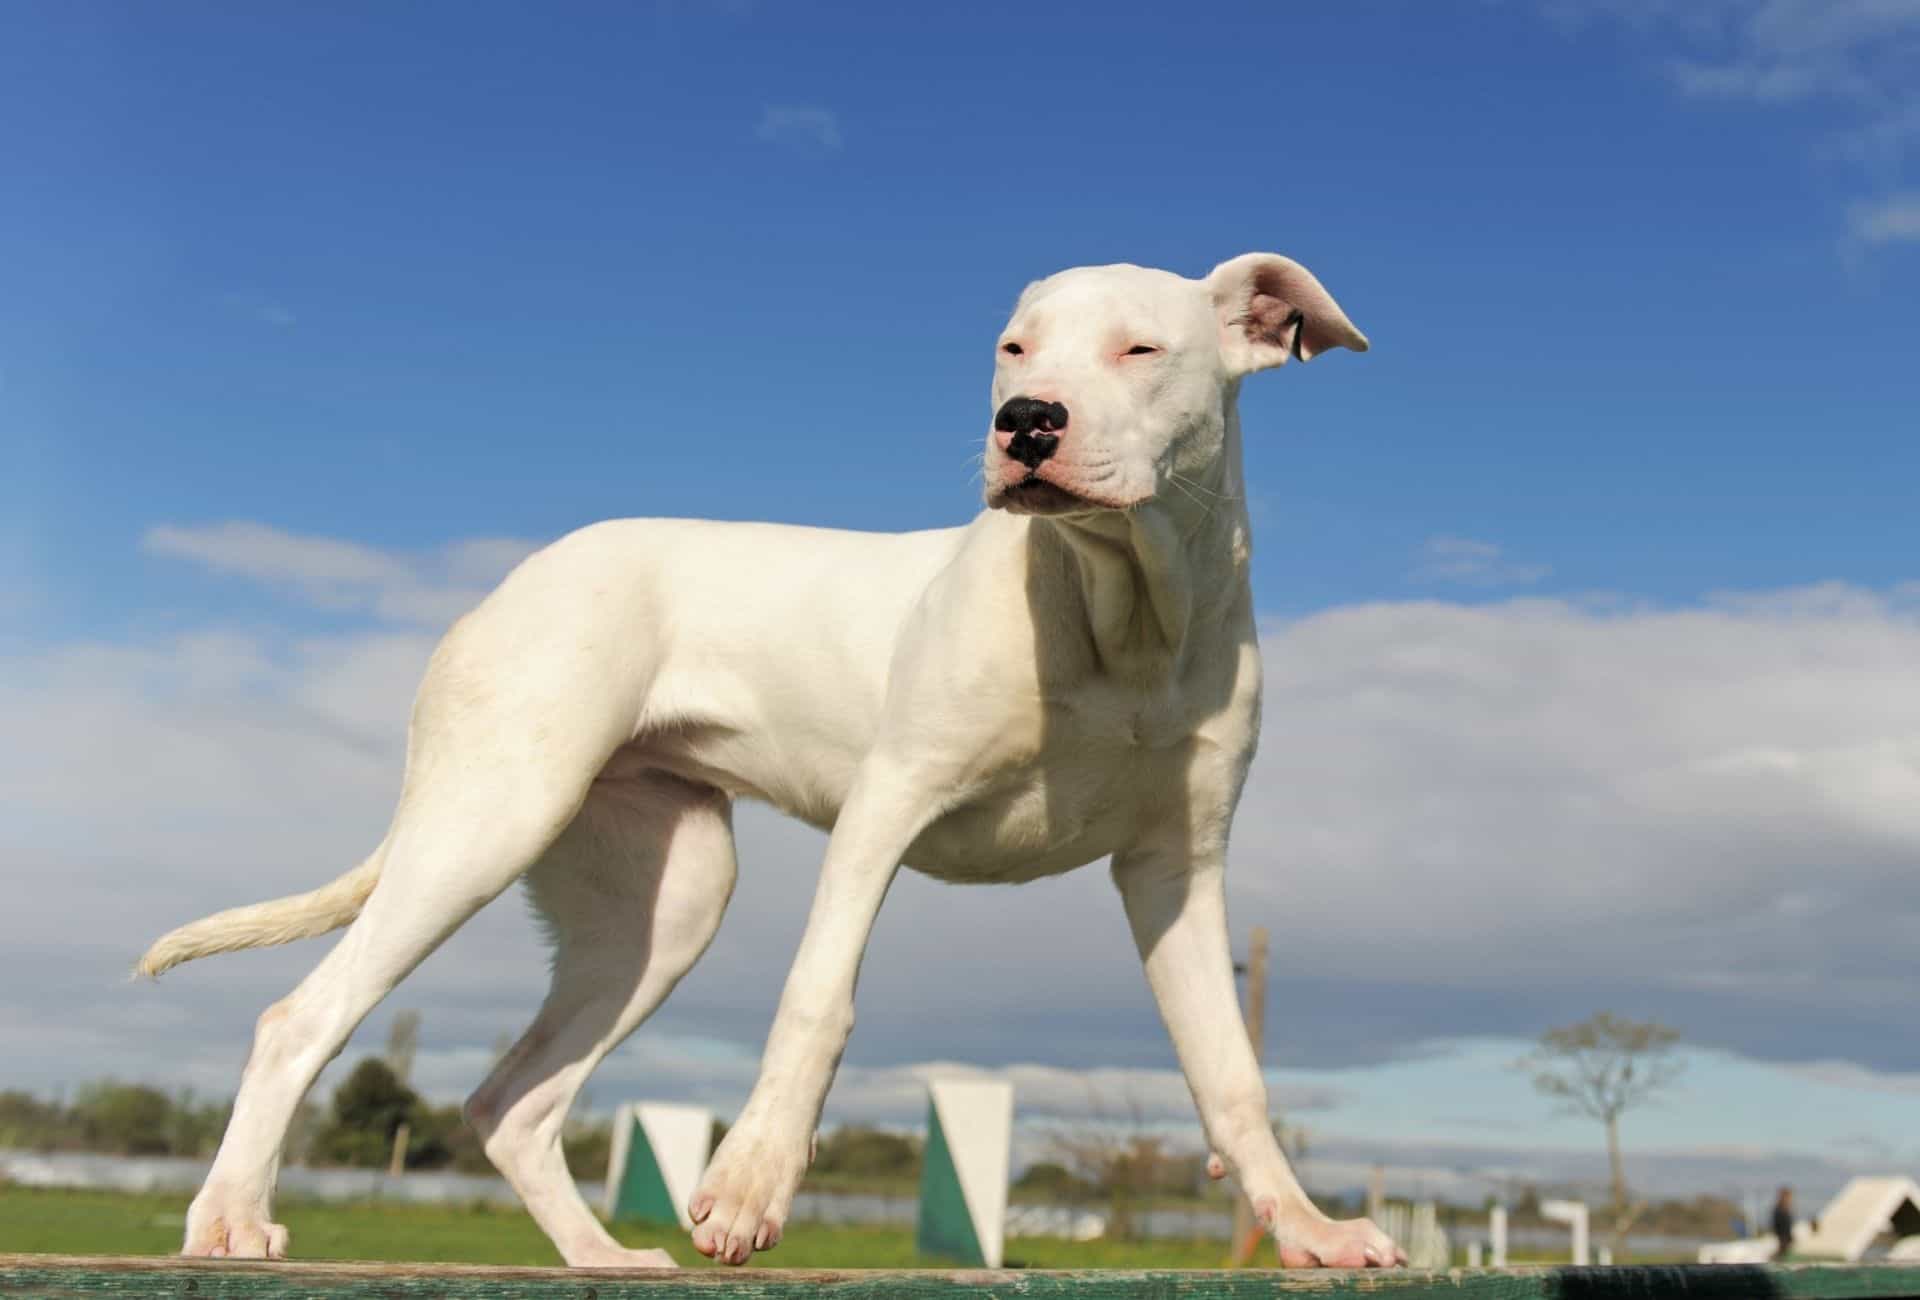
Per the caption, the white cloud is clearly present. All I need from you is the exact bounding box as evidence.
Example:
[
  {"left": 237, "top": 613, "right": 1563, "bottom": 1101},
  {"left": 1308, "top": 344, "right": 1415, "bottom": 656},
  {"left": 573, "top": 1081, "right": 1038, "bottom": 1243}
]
[
  {"left": 1411, "top": 535, "right": 1549, "bottom": 587},
  {"left": 146, "top": 522, "right": 406, "bottom": 587},
  {"left": 220, "top": 293, "right": 296, "bottom": 328},
  {"left": 143, "top": 521, "right": 539, "bottom": 626},
  {"left": 755, "top": 105, "right": 843, "bottom": 153},
  {"left": 1539, "top": 0, "right": 1920, "bottom": 102},
  {"left": 1528, "top": 0, "right": 1920, "bottom": 238},
  {"left": 1848, "top": 193, "right": 1920, "bottom": 244},
  {"left": 1245, "top": 587, "right": 1920, "bottom": 1023},
  {"left": 1783, "top": 1059, "right": 1920, "bottom": 1096},
  {"left": 4, "top": 524, "right": 1919, "bottom": 1179},
  {"left": 818, "top": 1060, "right": 1341, "bottom": 1130},
  {"left": 1666, "top": 55, "right": 1845, "bottom": 102},
  {"left": 1833, "top": 102, "right": 1920, "bottom": 179}
]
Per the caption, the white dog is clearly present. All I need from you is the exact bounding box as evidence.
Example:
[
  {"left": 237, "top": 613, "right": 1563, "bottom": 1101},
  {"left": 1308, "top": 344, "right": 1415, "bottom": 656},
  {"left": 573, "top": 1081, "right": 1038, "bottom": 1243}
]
[{"left": 139, "top": 252, "right": 1406, "bottom": 1270}]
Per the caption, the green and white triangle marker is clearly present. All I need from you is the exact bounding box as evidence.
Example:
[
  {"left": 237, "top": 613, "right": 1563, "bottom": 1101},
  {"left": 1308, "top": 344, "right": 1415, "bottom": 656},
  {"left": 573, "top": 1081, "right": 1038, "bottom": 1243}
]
[
  {"left": 602, "top": 1101, "right": 713, "bottom": 1229},
  {"left": 915, "top": 1077, "right": 1013, "bottom": 1268}
]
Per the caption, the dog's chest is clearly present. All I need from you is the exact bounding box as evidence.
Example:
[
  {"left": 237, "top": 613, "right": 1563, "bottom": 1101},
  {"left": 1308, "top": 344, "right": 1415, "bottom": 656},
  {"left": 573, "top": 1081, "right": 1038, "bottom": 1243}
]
[{"left": 901, "top": 681, "right": 1226, "bottom": 884}]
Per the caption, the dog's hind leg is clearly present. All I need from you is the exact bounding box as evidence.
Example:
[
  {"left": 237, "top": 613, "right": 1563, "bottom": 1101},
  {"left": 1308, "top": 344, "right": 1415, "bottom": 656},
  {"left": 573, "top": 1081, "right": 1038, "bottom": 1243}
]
[
  {"left": 181, "top": 788, "right": 592, "bottom": 1258},
  {"left": 463, "top": 773, "right": 736, "bottom": 1268},
  {"left": 181, "top": 619, "right": 642, "bottom": 1260}
]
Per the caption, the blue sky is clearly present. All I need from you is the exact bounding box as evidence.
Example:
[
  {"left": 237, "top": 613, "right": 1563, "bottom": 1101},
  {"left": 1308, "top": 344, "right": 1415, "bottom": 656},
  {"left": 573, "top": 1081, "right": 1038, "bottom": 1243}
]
[
  {"left": 9, "top": 0, "right": 1918, "bottom": 632},
  {"left": 3, "top": 1, "right": 1918, "bottom": 1205}
]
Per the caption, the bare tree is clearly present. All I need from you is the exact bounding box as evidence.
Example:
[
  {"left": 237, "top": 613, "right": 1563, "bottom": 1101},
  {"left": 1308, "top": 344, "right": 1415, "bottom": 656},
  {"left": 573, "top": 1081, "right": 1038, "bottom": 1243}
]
[
  {"left": 1515, "top": 1012, "right": 1683, "bottom": 1253},
  {"left": 1043, "top": 1084, "right": 1172, "bottom": 1242}
]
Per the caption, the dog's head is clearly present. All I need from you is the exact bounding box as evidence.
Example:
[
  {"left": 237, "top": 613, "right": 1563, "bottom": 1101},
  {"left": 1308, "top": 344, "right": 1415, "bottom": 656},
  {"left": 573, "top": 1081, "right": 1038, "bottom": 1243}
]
[{"left": 984, "top": 254, "right": 1367, "bottom": 518}]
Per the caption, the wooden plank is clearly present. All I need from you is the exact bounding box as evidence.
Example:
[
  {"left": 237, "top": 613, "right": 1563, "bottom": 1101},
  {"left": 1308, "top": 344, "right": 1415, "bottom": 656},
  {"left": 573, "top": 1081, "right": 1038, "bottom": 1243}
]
[{"left": 2, "top": 1256, "right": 1919, "bottom": 1299}]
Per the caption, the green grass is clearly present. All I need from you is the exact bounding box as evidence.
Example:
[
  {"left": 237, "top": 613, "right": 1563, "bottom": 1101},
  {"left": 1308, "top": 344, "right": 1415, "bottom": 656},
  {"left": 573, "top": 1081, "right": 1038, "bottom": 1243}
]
[{"left": 0, "top": 1186, "right": 1239, "bottom": 1269}]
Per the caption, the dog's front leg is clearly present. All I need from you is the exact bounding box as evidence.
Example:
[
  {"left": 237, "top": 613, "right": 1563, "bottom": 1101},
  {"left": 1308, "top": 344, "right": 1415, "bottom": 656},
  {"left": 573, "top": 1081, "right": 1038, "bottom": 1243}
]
[
  {"left": 687, "top": 761, "right": 936, "bottom": 1265},
  {"left": 1112, "top": 845, "right": 1408, "bottom": 1268}
]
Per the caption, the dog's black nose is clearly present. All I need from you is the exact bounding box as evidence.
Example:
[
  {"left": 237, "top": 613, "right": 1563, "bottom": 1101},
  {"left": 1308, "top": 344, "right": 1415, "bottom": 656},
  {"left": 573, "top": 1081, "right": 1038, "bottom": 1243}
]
[
  {"left": 995, "top": 397, "right": 1069, "bottom": 469},
  {"left": 996, "top": 396, "right": 1069, "bottom": 436}
]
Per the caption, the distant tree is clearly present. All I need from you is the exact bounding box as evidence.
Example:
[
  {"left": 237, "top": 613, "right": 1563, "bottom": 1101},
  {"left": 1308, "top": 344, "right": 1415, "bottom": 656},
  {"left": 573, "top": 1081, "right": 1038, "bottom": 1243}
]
[
  {"left": 811, "top": 1126, "right": 921, "bottom": 1179},
  {"left": 0, "top": 1090, "right": 74, "bottom": 1151},
  {"left": 283, "top": 1099, "right": 324, "bottom": 1167},
  {"left": 1043, "top": 1086, "right": 1169, "bottom": 1241},
  {"left": 313, "top": 1058, "right": 420, "bottom": 1168},
  {"left": 1013, "top": 1160, "right": 1092, "bottom": 1199},
  {"left": 1515, "top": 1012, "right": 1683, "bottom": 1254},
  {"left": 563, "top": 1118, "right": 614, "bottom": 1181},
  {"left": 331, "top": 1059, "right": 417, "bottom": 1137},
  {"left": 160, "top": 1089, "right": 229, "bottom": 1158},
  {"left": 70, "top": 1083, "right": 174, "bottom": 1156},
  {"left": 311, "top": 1057, "right": 497, "bottom": 1173},
  {"left": 403, "top": 1100, "right": 489, "bottom": 1173},
  {"left": 440, "top": 1108, "right": 493, "bottom": 1175},
  {"left": 0, "top": 1085, "right": 227, "bottom": 1158}
]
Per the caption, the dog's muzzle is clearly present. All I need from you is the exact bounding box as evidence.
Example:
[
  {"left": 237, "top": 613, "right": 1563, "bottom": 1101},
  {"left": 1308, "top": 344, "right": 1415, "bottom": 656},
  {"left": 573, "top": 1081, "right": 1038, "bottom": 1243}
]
[{"left": 994, "top": 397, "right": 1069, "bottom": 470}]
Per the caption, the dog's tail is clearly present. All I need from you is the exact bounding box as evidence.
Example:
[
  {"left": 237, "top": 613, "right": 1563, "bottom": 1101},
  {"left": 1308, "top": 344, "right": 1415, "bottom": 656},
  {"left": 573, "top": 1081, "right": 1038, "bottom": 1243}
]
[{"left": 134, "top": 851, "right": 384, "bottom": 979}]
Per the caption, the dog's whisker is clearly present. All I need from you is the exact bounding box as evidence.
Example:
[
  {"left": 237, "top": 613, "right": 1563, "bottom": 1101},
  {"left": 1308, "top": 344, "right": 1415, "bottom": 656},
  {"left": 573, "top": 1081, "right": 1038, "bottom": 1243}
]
[
  {"left": 1163, "top": 474, "right": 1212, "bottom": 516},
  {"left": 1169, "top": 472, "right": 1240, "bottom": 514},
  {"left": 1173, "top": 472, "right": 1237, "bottom": 502}
]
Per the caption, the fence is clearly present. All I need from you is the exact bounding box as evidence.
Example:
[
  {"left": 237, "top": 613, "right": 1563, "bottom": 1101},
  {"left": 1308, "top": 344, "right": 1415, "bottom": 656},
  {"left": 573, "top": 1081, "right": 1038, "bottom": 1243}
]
[
  {"left": 0, "top": 1150, "right": 1227, "bottom": 1243},
  {"left": 0, "top": 1150, "right": 1720, "bottom": 1255}
]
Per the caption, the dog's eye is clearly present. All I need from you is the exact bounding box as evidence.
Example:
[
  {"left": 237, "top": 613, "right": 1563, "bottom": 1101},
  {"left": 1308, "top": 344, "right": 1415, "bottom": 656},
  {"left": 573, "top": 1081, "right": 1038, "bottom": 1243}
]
[
  {"left": 1001, "top": 342, "right": 1024, "bottom": 356},
  {"left": 1125, "top": 345, "right": 1160, "bottom": 356}
]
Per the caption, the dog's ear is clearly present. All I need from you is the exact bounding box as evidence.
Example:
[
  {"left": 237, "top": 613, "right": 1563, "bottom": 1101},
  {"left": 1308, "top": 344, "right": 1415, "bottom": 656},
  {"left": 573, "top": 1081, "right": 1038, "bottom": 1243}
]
[{"left": 1205, "top": 253, "right": 1368, "bottom": 377}]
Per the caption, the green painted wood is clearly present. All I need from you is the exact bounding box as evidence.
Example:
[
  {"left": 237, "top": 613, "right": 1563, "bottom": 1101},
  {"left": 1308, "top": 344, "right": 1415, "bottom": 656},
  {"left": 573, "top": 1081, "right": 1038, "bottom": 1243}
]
[
  {"left": 609, "top": 1113, "right": 679, "bottom": 1227},
  {"left": 915, "top": 1095, "right": 985, "bottom": 1268},
  {"left": 1, "top": 1256, "right": 1918, "bottom": 1299}
]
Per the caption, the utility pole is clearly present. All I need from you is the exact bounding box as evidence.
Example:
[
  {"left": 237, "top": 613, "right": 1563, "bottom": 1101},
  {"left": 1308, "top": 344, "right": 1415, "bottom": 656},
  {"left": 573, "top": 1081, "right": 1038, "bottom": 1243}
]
[
  {"left": 387, "top": 1120, "right": 411, "bottom": 1177},
  {"left": 1228, "top": 925, "right": 1270, "bottom": 1266},
  {"left": 385, "top": 1010, "right": 422, "bottom": 1177}
]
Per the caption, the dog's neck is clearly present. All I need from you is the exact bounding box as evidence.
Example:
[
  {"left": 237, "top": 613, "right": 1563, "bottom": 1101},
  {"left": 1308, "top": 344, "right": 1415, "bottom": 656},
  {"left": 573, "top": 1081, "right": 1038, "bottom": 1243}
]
[{"left": 1039, "top": 400, "right": 1252, "bottom": 680}]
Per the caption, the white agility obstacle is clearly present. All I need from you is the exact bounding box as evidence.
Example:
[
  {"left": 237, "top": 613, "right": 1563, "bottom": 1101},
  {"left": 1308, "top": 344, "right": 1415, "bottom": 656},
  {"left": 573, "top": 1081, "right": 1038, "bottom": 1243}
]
[
  {"left": 915, "top": 1078, "right": 1013, "bottom": 1268},
  {"left": 1797, "top": 1177, "right": 1920, "bottom": 1261},
  {"left": 1701, "top": 1176, "right": 1919, "bottom": 1264},
  {"left": 1541, "top": 1198, "right": 1589, "bottom": 1266},
  {"left": 602, "top": 1101, "right": 713, "bottom": 1229}
]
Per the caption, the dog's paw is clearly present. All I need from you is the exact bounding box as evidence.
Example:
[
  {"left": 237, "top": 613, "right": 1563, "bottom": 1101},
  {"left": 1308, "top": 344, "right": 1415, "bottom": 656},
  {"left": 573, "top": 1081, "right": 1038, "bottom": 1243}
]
[
  {"left": 565, "top": 1245, "right": 677, "bottom": 1269},
  {"left": 1264, "top": 1203, "right": 1407, "bottom": 1268},
  {"left": 686, "top": 1122, "right": 809, "bottom": 1265},
  {"left": 182, "top": 1190, "right": 289, "bottom": 1260}
]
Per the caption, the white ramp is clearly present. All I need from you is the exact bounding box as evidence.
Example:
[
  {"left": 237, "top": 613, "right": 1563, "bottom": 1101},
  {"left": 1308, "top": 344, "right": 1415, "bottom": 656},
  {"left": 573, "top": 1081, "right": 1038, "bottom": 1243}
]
[
  {"left": 602, "top": 1101, "right": 713, "bottom": 1228},
  {"left": 1798, "top": 1176, "right": 1920, "bottom": 1261}
]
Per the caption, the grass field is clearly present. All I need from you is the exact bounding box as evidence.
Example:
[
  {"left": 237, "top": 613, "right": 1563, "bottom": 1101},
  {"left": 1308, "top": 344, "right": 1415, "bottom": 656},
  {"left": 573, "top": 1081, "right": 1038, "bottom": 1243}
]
[{"left": 0, "top": 1186, "right": 1242, "bottom": 1269}]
